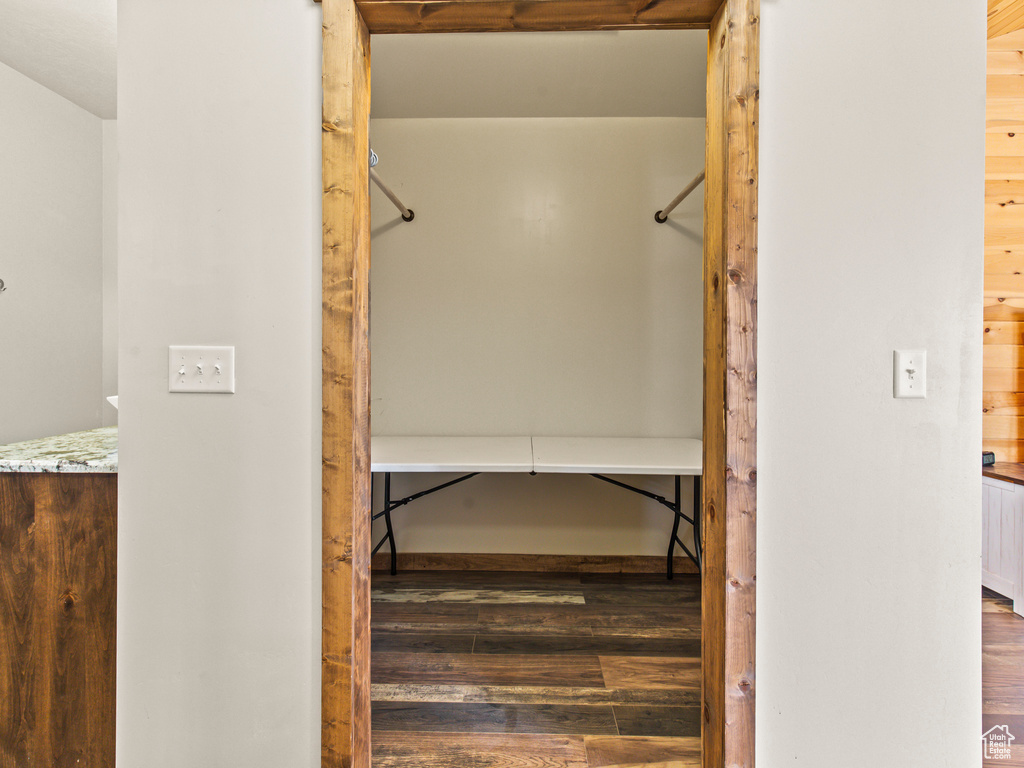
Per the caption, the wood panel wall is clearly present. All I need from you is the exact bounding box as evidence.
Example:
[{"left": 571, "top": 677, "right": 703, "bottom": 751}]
[
  {"left": 991, "top": 0, "right": 1024, "bottom": 39},
  {"left": 986, "top": 29, "right": 1024, "bottom": 464},
  {"left": 0, "top": 473, "right": 117, "bottom": 768}
]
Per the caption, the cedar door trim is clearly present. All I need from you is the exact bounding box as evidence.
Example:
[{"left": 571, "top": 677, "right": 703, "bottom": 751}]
[{"left": 318, "top": 1, "right": 758, "bottom": 765}]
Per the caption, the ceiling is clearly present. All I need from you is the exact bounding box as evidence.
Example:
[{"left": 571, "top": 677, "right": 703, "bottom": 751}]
[
  {"left": 990, "top": 0, "right": 1024, "bottom": 38},
  {"left": 371, "top": 30, "right": 708, "bottom": 119},
  {"left": 0, "top": 8, "right": 704, "bottom": 124},
  {"left": 0, "top": 0, "right": 116, "bottom": 118}
]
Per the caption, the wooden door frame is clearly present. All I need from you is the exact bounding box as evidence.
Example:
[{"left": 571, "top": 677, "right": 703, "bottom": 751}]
[{"left": 318, "top": 1, "right": 758, "bottom": 765}]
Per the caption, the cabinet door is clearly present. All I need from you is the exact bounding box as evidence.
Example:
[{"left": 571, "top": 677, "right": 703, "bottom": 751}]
[{"left": 982, "top": 476, "right": 1024, "bottom": 617}]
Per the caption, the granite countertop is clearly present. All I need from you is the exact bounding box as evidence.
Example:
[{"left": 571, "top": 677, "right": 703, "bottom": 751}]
[{"left": 0, "top": 427, "right": 118, "bottom": 473}]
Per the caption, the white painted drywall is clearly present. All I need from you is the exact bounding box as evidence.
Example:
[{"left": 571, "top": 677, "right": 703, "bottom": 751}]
[
  {"left": 0, "top": 61, "right": 103, "bottom": 445},
  {"left": 102, "top": 120, "right": 117, "bottom": 426},
  {"left": 369, "top": 117, "right": 704, "bottom": 556},
  {"left": 116, "top": 0, "right": 321, "bottom": 765},
  {"left": 758, "top": 1, "right": 984, "bottom": 765}
]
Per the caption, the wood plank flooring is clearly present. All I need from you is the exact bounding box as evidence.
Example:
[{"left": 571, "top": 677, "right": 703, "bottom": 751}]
[
  {"left": 371, "top": 571, "right": 701, "bottom": 767},
  {"left": 985, "top": 587, "right": 1024, "bottom": 765}
]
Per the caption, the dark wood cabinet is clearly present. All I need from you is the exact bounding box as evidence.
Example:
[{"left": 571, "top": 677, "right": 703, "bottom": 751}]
[{"left": 0, "top": 472, "right": 116, "bottom": 768}]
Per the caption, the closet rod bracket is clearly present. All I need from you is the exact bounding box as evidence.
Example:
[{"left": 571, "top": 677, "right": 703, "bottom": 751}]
[{"left": 654, "top": 169, "right": 705, "bottom": 223}]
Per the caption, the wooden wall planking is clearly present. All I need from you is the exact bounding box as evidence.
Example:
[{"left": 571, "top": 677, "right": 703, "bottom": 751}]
[
  {"left": 986, "top": 29, "right": 1024, "bottom": 463},
  {"left": 991, "top": 0, "right": 1024, "bottom": 39},
  {"left": 0, "top": 473, "right": 117, "bottom": 768}
]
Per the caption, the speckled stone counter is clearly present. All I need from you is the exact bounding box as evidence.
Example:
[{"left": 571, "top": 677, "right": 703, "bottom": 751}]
[{"left": 0, "top": 426, "right": 118, "bottom": 473}]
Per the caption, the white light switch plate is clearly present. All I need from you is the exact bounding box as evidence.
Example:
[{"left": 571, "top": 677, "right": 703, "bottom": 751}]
[
  {"left": 169, "top": 346, "right": 235, "bottom": 393},
  {"left": 893, "top": 349, "right": 926, "bottom": 398}
]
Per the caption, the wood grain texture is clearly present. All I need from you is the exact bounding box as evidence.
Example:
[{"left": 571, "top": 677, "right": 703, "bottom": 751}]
[
  {"left": 372, "top": 552, "right": 700, "bottom": 574},
  {"left": 987, "top": 29, "right": 1024, "bottom": 469},
  {"left": 372, "top": 701, "right": 620, "bottom": 735},
  {"left": 612, "top": 706, "right": 701, "bottom": 737},
  {"left": 599, "top": 657, "right": 701, "bottom": 691},
  {"left": 984, "top": 345, "right": 1024, "bottom": 369},
  {"left": 991, "top": 28, "right": 1024, "bottom": 50},
  {"left": 372, "top": 683, "right": 698, "bottom": 707},
  {"left": 986, "top": 322, "right": 1024, "bottom": 344},
  {"left": 991, "top": 0, "right": 1024, "bottom": 38},
  {"left": 983, "top": 588, "right": 1024, "bottom": 768},
  {"left": 351, "top": 0, "right": 722, "bottom": 33},
  {"left": 984, "top": 438, "right": 1024, "bottom": 464},
  {"left": 370, "top": 571, "right": 702, "bottom": 764},
  {"left": 986, "top": 391, "right": 1024, "bottom": 414},
  {"left": 321, "top": 0, "right": 372, "bottom": 765},
  {"left": 985, "top": 415, "right": 1024, "bottom": 440},
  {"left": 703, "top": 1, "right": 758, "bottom": 766},
  {"left": 985, "top": 296, "right": 1024, "bottom": 320},
  {"left": 584, "top": 735, "right": 701, "bottom": 767},
  {"left": 985, "top": 462, "right": 1024, "bottom": 485},
  {"left": 373, "top": 652, "right": 607, "bottom": 686},
  {"left": 0, "top": 473, "right": 116, "bottom": 768},
  {"left": 373, "top": 731, "right": 589, "bottom": 768}
]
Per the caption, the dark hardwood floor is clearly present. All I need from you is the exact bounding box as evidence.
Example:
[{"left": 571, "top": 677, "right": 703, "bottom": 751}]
[
  {"left": 371, "top": 570, "right": 701, "bottom": 768},
  {"left": 984, "top": 587, "right": 1024, "bottom": 765}
]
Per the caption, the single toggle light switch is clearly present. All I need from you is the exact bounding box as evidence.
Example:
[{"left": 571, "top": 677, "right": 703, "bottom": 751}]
[
  {"left": 893, "top": 350, "right": 926, "bottom": 399},
  {"left": 169, "top": 346, "right": 235, "bottom": 393}
]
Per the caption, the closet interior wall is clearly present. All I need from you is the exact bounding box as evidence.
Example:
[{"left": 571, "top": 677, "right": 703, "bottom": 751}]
[{"left": 368, "top": 114, "right": 706, "bottom": 558}]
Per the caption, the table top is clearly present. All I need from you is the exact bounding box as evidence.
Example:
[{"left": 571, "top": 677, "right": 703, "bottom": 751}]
[
  {"left": 371, "top": 436, "right": 534, "bottom": 473},
  {"left": 532, "top": 436, "right": 702, "bottom": 475},
  {"left": 371, "top": 435, "right": 702, "bottom": 475}
]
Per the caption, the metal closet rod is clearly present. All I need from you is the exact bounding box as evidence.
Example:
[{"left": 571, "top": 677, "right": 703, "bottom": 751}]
[
  {"left": 370, "top": 149, "right": 414, "bottom": 222},
  {"left": 655, "top": 169, "right": 705, "bottom": 223}
]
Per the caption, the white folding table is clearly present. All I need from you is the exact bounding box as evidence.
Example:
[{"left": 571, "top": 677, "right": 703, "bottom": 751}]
[{"left": 370, "top": 436, "right": 703, "bottom": 579}]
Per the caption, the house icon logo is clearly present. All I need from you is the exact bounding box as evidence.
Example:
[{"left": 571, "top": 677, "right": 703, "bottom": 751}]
[{"left": 983, "top": 725, "right": 1015, "bottom": 760}]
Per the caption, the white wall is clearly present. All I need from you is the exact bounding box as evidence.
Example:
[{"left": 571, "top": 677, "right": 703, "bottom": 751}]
[
  {"left": 114, "top": 1, "right": 985, "bottom": 765},
  {"left": 102, "top": 120, "right": 118, "bottom": 426},
  {"left": 370, "top": 117, "right": 704, "bottom": 556},
  {"left": 758, "top": 2, "right": 984, "bottom": 766},
  {"left": 0, "top": 61, "right": 103, "bottom": 444},
  {"left": 117, "top": 1, "right": 321, "bottom": 765}
]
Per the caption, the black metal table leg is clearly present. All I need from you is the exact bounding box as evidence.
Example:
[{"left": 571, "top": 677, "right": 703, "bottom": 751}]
[
  {"left": 667, "top": 475, "right": 681, "bottom": 580},
  {"left": 693, "top": 475, "right": 702, "bottom": 564},
  {"left": 383, "top": 472, "right": 397, "bottom": 575}
]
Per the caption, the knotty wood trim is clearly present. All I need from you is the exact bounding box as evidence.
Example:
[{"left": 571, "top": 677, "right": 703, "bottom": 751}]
[
  {"left": 371, "top": 552, "right": 701, "bottom": 574},
  {"left": 321, "top": 0, "right": 372, "bottom": 765},
  {"left": 352, "top": 0, "right": 721, "bottom": 33},
  {"left": 703, "top": 1, "right": 758, "bottom": 765},
  {"left": 320, "top": 1, "right": 758, "bottom": 766}
]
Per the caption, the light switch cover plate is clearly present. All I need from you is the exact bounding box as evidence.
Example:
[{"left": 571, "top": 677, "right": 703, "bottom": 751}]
[
  {"left": 893, "top": 349, "right": 926, "bottom": 399},
  {"left": 169, "top": 346, "right": 235, "bottom": 393}
]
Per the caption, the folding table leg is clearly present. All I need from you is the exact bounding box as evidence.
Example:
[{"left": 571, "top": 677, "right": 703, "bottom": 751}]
[
  {"left": 693, "top": 475, "right": 702, "bottom": 563},
  {"left": 667, "top": 475, "right": 682, "bottom": 580},
  {"left": 383, "top": 472, "right": 397, "bottom": 575}
]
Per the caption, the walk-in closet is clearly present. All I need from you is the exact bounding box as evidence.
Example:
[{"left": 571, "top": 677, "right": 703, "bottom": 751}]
[{"left": 365, "top": 30, "right": 708, "bottom": 768}]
